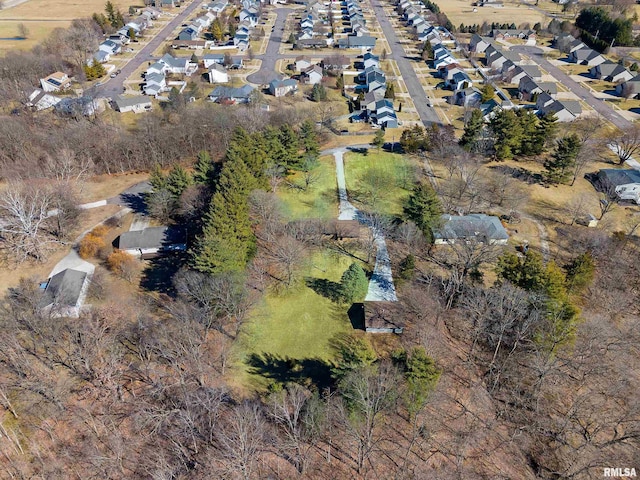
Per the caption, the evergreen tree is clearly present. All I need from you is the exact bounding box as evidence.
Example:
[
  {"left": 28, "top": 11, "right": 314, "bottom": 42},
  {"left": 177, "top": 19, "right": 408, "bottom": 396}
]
[
  {"left": 340, "top": 263, "right": 369, "bottom": 303},
  {"left": 489, "top": 108, "right": 523, "bottom": 160},
  {"left": 166, "top": 164, "right": 192, "bottom": 198},
  {"left": 400, "top": 125, "right": 429, "bottom": 153},
  {"left": 192, "top": 157, "right": 258, "bottom": 273},
  {"left": 398, "top": 254, "right": 416, "bottom": 280},
  {"left": 228, "top": 21, "right": 237, "bottom": 37},
  {"left": 404, "top": 347, "right": 441, "bottom": 418},
  {"left": 517, "top": 109, "right": 540, "bottom": 156},
  {"left": 535, "top": 112, "right": 559, "bottom": 153},
  {"left": 544, "top": 134, "right": 581, "bottom": 184},
  {"left": 403, "top": 183, "right": 442, "bottom": 242},
  {"left": 331, "top": 333, "right": 377, "bottom": 381},
  {"left": 564, "top": 251, "right": 595, "bottom": 293},
  {"left": 149, "top": 164, "right": 166, "bottom": 191},
  {"left": 287, "top": 32, "right": 296, "bottom": 44},
  {"left": 211, "top": 18, "right": 224, "bottom": 41},
  {"left": 480, "top": 83, "right": 495, "bottom": 103},
  {"left": 336, "top": 75, "right": 344, "bottom": 91},
  {"left": 128, "top": 27, "right": 136, "bottom": 41},
  {"left": 278, "top": 124, "right": 301, "bottom": 169},
  {"left": 193, "top": 150, "right": 215, "bottom": 185},
  {"left": 299, "top": 120, "right": 319, "bottom": 158},
  {"left": 311, "top": 83, "right": 327, "bottom": 102},
  {"left": 460, "top": 109, "right": 484, "bottom": 151}
]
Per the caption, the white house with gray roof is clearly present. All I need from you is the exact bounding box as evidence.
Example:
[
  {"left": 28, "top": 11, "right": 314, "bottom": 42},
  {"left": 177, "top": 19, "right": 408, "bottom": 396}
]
[
  {"left": 433, "top": 214, "right": 509, "bottom": 245},
  {"left": 113, "top": 95, "right": 152, "bottom": 113},
  {"left": 117, "top": 226, "right": 187, "bottom": 257}
]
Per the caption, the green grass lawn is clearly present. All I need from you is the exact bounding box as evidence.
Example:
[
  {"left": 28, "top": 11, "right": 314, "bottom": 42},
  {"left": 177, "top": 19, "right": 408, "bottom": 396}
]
[
  {"left": 277, "top": 155, "right": 338, "bottom": 220},
  {"left": 343, "top": 150, "right": 417, "bottom": 217},
  {"left": 230, "top": 249, "right": 357, "bottom": 392}
]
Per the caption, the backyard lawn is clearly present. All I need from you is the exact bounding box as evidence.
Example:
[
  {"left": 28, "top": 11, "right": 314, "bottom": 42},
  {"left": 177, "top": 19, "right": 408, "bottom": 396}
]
[
  {"left": 230, "top": 249, "right": 357, "bottom": 392},
  {"left": 277, "top": 155, "right": 338, "bottom": 220},
  {"left": 343, "top": 150, "right": 417, "bottom": 217}
]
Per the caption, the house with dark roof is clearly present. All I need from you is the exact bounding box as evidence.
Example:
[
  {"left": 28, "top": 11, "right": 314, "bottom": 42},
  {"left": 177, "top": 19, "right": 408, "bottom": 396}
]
[
  {"left": 569, "top": 47, "right": 605, "bottom": 66},
  {"left": 208, "top": 84, "right": 254, "bottom": 103},
  {"left": 590, "top": 61, "right": 633, "bottom": 83},
  {"left": 616, "top": 75, "right": 640, "bottom": 99},
  {"left": 596, "top": 169, "right": 640, "bottom": 204},
  {"left": 40, "top": 268, "right": 91, "bottom": 318},
  {"left": 518, "top": 76, "right": 557, "bottom": 101},
  {"left": 363, "top": 52, "right": 380, "bottom": 69},
  {"left": 178, "top": 26, "right": 199, "bottom": 41},
  {"left": 450, "top": 87, "right": 482, "bottom": 107},
  {"left": 117, "top": 226, "right": 187, "bottom": 257},
  {"left": 337, "top": 35, "right": 376, "bottom": 51},
  {"left": 535, "top": 91, "right": 581, "bottom": 121},
  {"left": 433, "top": 214, "right": 509, "bottom": 245}
]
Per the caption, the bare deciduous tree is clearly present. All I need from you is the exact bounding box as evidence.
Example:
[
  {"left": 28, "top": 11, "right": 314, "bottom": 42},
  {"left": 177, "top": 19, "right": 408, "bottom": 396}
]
[{"left": 608, "top": 123, "right": 640, "bottom": 164}]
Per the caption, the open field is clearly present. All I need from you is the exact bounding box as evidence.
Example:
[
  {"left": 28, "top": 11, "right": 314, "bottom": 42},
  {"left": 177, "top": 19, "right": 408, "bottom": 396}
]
[
  {"left": 344, "top": 150, "right": 416, "bottom": 217},
  {"left": 439, "top": 0, "right": 547, "bottom": 28},
  {"left": 0, "top": 0, "right": 134, "bottom": 53}
]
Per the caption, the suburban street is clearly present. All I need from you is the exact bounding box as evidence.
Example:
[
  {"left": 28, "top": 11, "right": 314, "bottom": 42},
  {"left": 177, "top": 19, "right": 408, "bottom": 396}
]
[
  {"left": 246, "top": 7, "right": 290, "bottom": 85},
  {"left": 512, "top": 45, "right": 632, "bottom": 130},
  {"left": 369, "top": 0, "right": 441, "bottom": 125},
  {"left": 92, "top": 0, "right": 204, "bottom": 99}
]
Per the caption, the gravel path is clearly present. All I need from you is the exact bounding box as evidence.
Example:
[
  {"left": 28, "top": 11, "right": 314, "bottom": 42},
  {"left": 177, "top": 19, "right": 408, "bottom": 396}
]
[{"left": 331, "top": 148, "right": 397, "bottom": 302}]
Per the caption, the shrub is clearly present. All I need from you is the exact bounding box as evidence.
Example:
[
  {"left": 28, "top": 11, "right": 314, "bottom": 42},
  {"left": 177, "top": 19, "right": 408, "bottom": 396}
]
[
  {"left": 79, "top": 233, "right": 106, "bottom": 259},
  {"left": 106, "top": 250, "right": 138, "bottom": 281},
  {"left": 340, "top": 263, "right": 369, "bottom": 303}
]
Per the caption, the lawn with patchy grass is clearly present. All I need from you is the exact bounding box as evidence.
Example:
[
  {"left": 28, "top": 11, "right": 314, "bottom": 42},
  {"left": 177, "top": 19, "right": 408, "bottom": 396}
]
[
  {"left": 277, "top": 155, "right": 338, "bottom": 220},
  {"left": 230, "top": 249, "right": 359, "bottom": 392},
  {"left": 343, "top": 150, "right": 417, "bottom": 217}
]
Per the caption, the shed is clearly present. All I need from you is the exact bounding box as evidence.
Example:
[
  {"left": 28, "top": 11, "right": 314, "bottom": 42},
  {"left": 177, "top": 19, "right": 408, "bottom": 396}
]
[{"left": 363, "top": 301, "right": 404, "bottom": 333}]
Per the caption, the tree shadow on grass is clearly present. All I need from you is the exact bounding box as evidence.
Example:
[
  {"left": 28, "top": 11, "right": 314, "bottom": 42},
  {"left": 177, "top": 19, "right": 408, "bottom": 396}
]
[
  {"left": 139, "top": 253, "right": 188, "bottom": 296},
  {"left": 246, "top": 352, "right": 335, "bottom": 391},
  {"left": 305, "top": 277, "right": 344, "bottom": 302}
]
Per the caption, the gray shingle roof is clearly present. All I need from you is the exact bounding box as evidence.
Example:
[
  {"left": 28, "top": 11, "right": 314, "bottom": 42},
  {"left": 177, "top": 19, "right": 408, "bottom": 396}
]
[
  {"left": 118, "top": 226, "right": 186, "bottom": 250},
  {"left": 434, "top": 214, "right": 509, "bottom": 242},
  {"left": 40, "top": 269, "right": 87, "bottom": 308}
]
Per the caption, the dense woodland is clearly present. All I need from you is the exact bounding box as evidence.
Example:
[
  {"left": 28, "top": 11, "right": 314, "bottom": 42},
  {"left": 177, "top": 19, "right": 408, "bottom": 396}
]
[{"left": 0, "top": 8, "right": 638, "bottom": 479}]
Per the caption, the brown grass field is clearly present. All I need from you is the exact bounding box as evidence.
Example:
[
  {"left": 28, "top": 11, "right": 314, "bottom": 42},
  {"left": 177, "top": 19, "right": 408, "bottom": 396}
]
[
  {"left": 440, "top": 0, "right": 547, "bottom": 28},
  {"left": 0, "top": 0, "right": 134, "bottom": 53}
]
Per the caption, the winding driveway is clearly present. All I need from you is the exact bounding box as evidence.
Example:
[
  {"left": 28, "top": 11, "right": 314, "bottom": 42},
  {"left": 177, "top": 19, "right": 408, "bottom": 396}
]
[{"left": 511, "top": 45, "right": 631, "bottom": 130}]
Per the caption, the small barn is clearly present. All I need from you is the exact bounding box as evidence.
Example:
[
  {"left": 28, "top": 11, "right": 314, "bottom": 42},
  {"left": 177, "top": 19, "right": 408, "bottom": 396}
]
[{"left": 363, "top": 301, "right": 404, "bottom": 334}]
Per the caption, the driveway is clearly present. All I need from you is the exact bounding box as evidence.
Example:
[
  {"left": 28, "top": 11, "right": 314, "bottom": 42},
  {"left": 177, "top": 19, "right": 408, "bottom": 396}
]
[
  {"left": 368, "top": 0, "right": 440, "bottom": 125},
  {"left": 91, "top": 0, "right": 205, "bottom": 99},
  {"left": 511, "top": 45, "right": 632, "bottom": 130},
  {"left": 246, "top": 7, "right": 291, "bottom": 85}
]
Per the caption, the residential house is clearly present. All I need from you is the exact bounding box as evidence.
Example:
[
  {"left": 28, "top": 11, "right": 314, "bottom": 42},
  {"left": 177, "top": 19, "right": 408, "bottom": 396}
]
[
  {"left": 337, "top": 35, "right": 376, "bottom": 52},
  {"left": 596, "top": 168, "right": 640, "bottom": 204},
  {"left": 55, "top": 97, "right": 97, "bottom": 117},
  {"left": 26, "top": 88, "right": 61, "bottom": 111},
  {"left": 239, "top": 6, "right": 258, "bottom": 26},
  {"left": 40, "top": 72, "right": 71, "bottom": 92},
  {"left": 518, "top": 77, "right": 557, "bottom": 101},
  {"left": 203, "top": 54, "right": 243, "bottom": 69},
  {"left": 158, "top": 53, "right": 197, "bottom": 75},
  {"left": 433, "top": 55, "right": 458, "bottom": 72},
  {"left": 301, "top": 65, "right": 323, "bottom": 84},
  {"left": 208, "top": 84, "right": 254, "bottom": 103},
  {"left": 371, "top": 99, "right": 398, "bottom": 128},
  {"left": 362, "top": 301, "right": 404, "bottom": 334},
  {"left": 569, "top": 47, "right": 605, "bottom": 66},
  {"left": 450, "top": 86, "right": 482, "bottom": 107},
  {"left": 39, "top": 268, "right": 91, "bottom": 318},
  {"left": 491, "top": 28, "right": 536, "bottom": 40},
  {"left": 433, "top": 214, "right": 509, "bottom": 245},
  {"left": 363, "top": 52, "right": 380, "bottom": 69},
  {"left": 321, "top": 55, "right": 350, "bottom": 70},
  {"left": 294, "top": 55, "right": 312, "bottom": 71},
  {"left": 589, "top": 61, "right": 633, "bottom": 83},
  {"left": 203, "top": 0, "right": 228, "bottom": 14},
  {"left": 99, "top": 39, "right": 121, "bottom": 55},
  {"left": 485, "top": 46, "right": 521, "bottom": 70},
  {"left": 555, "top": 34, "right": 586, "bottom": 53},
  {"left": 117, "top": 226, "right": 187, "bottom": 257},
  {"left": 269, "top": 78, "right": 298, "bottom": 97},
  {"left": 361, "top": 89, "right": 385, "bottom": 112},
  {"left": 616, "top": 75, "right": 640, "bottom": 98},
  {"left": 144, "top": 72, "right": 167, "bottom": 96},
  {"left": 88, "top": 50, "right": 111, "bottom": 64},
  {"left": 469, "top": 33, "right": 493, "bottom": 53},
  {"left": 171, "top": 39, "right": 208, "bottom": 49},
  {"left": 536, "top": 92, "right": 581, "bottom": 121},
  {"left": 113, "top": 95, "right": 152, "bottom": 113},
  {"left": 448, "top": 71, "right": 472, "bottom": 91},
  {"left": 207, "top": 63, "right": 229, "bottom": 83},
  {"left": 296, "top": 38, "right": 329, "bottom": 49},
  {"left": 178, "top": 26, "right": 199, "bottom": 41}
]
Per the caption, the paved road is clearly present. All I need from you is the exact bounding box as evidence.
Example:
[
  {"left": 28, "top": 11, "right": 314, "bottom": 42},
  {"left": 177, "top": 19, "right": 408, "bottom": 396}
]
[
  {"left": 511, "top": 45, "right": 632, "bottom": 130},
  {"left": 246, "top": 7, "right": 290, "bottom": 85},
  {"left": 369, "top": 0, "right": 440, "bottom": 125},
  {"left": 92, "top": 0, "right": 204, "bottom": 99}
]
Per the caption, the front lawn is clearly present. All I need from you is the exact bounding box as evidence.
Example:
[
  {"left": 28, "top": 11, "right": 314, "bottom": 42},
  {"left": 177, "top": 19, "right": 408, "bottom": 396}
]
[{"left": 343, "top": 150, "right": 417, "bottom": 217}]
